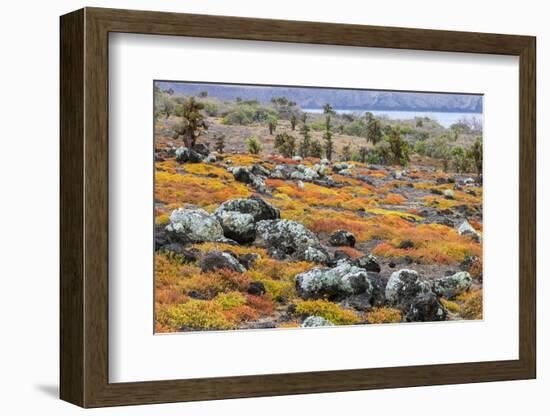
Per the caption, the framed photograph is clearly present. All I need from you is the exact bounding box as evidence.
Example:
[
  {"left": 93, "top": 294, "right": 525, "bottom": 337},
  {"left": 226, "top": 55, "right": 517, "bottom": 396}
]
[{"left": 60, "top": 7, "right": 536, "bottom": 408}]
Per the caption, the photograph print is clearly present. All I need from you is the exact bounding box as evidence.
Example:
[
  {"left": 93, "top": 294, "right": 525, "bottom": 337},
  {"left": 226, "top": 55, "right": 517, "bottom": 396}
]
[{"left": 154, "top": 81, "right": 483, "bottom": 333}]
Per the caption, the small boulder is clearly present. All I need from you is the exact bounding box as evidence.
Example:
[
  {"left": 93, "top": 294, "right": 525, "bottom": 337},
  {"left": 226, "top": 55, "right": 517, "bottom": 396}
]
[
  {"left": 214, "top": 196, "right": 280, "bottom": 244},
  {"left": 204, "top": 154, "right": 217, "bottom": 163},
  {"left": 303, "top": 167, "right": 320, "bottom": 181},
  {"left": 457, "top": 220, "right": 481, "bottom": 242},
  {"left": 333, "top": 250, "right": 352, "bottom": 262},
  {"left": 290, "top": 171, "right": 305, "bottom": 180},
  {"left": 238, "top": 253, "right": 261, "bottom": 269},
  {"left": 329, "top": 230, "right": 356, "bottom": 247},
  {"left": 200, "top": 251, "right": 245, "bottom": 273},
  {"left": 352, "top": 254, "right": 381, "bottom": 273},
  {"left": 433, "top": 271, "right": 472, "bottom": 298},
  {"left": 232, "top": 166, "right": 265, "bottom": 191},
  {"left": 166, "top": 208, "right": 223, "bottom": 243},
  {"left": 320, "top": 158, "right": 330, "bottom": 165},
  {"left": 214, "top": 210, "right": 256, "bottom": 244},
  {"left": 313, "top": 163, "right": 329, "bottom": 177},
  {"left": 302, "top": 316, "right": 334, "bottom": 327},
  {"left": 247, "top": 281, "right": 266, "bottom": 296},
  {"left": 175, "top": 146, "right": 204, "bottom": 163},
  {"left": 292, "top": 156, "right": 303, "bottom": 162},
  {"left": 333, "top": 162, "right": 353, "bottom": 173},
  {"left": 406, "top": 292, "right": 447, "bottom": 322},
  {"left": 256, "top": 219, "right": 328, "bottom": 263},
  {"left": 398, "top": 239, "right": 415, "bottom": 249},
  {"left": 385, "top": 269, "right": 432, "bottom": 312},
  {"left": 303, "top": 246, "right": 331, "bottom": 264},
  {"left": 443, "top": 189, "right": 455, "bottom": 199}
]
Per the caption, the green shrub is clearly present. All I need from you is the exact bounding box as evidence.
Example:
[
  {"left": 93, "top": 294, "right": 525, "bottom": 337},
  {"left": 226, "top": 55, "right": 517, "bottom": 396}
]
[{"left": 247, "top": 136, "right": 262, "bottom": 154}]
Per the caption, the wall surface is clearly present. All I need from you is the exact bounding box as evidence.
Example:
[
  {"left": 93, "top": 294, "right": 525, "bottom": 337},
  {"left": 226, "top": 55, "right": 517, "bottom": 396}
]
[{"left": 0, "top": 0, "right": 546, "bottom": 414}]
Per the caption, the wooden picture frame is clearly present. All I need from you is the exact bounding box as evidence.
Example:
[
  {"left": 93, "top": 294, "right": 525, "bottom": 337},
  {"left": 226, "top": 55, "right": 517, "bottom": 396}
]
[{"left": 60, "top": 7, "right": 536, "bottom": 408}]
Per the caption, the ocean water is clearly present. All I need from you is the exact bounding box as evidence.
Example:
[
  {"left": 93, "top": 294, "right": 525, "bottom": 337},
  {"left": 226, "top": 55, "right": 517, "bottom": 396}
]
[{"left": 302, "top": 108, "right": 483, "bottom": 129}]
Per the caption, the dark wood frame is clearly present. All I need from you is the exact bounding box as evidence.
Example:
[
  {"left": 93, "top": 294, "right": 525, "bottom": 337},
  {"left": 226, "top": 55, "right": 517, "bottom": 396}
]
[{"left": 60, "top": 7, "right": 536, "bottom": 408}]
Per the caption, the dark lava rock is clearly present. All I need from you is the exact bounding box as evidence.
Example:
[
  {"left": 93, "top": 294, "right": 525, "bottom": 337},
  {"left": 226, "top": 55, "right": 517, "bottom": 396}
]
[
  {"left": 233, "top": 166, "right": 254, "bottom": 183},
  {"left": 238, "top": 253, "right": 261, "bottom": 269},
  {"left": 200, "top": 251, "right": 246, "bottom": 273},
  {"left": 188, "top": 290, "right": 209, "bottom": 300},
  {"left": 398, "top": 239, "right": 415, "bottom": 249},
  {"left": 430, "top": 188, "right": 443, "bottom": 195},
  {"left": 333, "top": 250, "right": 352, "bottom": 263},
  {"left": 329, "top": 230, "right": 356, "bottom": 247},
  {"left": 247, "top": 281, "right": 266, "bottom": 296},
  {"left": 405, "top": 292, "right": 447, "bottom": 322},
  {"left": 353, "top": 254, "right": 381, "bottom": 273}
]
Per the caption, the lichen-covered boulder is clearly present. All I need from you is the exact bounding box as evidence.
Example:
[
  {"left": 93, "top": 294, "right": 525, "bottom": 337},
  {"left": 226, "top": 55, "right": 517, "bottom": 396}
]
[
  {"left": 200, "top": 251, "right": 245, "bottom": 273},
  {"left": 232, "top": 166, "right": 265, "bottom": 191},
  {"left": 256, "top": 219, "right": 328, "bottom": 263},
  {"left": 303, "top": 246, "right": 330, "bottom": 264},
  {"left": 217, "top": 196, "right": 280, "bottom": 222},
  {"left": 433, "top": 271, "right": 472, "bottom": 298},
  {"left": 313, "top": 163, "right": 329, "bottom": 177},
  {"left": 303, "top": 167, "right": 320, "bottom": 181},
  {"left": 333, "top": 162, "right": 353, "bottom": 173},
  {"left": 301, "top": 316, "right": 334, "bottom": 327},
  {"left": 385, "top": 269, "right": 432, "bottom": 312},
  {"left": 214, "top": 210, "right": 256, "bottom": 244},
  {"left": 405, "top": 292, "right": 447, "bottom": 322},
  {"left": 175, "top": 146, "right": 204, "bottom": 163},
  {"left": 295, "top": 261, "right": 374, "bottom": 301},
  {"left": 329, "top": 230, "right": 356, "bottom": 247},
  {"left": 251, "top": 164, "right": 271, "bottom": 177},
  {"left": 352, "top": 254, "right": 381, "bottom": 273},
  {"left": 214, "top": 197, "right": 280, "bottom": 244},
  {"left": 290, "top": 171, "right": 305, "bottom": 180},
  {"left": 457, "top": 220, "right": 481, "bottom": 242},
  {"left": 166, "top": 208, "right": 223, "bottom": 242}
]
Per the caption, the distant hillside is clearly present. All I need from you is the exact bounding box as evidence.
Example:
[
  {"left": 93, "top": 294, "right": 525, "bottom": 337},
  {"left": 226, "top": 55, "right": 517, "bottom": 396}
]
[{"left": 156, "top": 81, "right": 483, "bottom": 113}]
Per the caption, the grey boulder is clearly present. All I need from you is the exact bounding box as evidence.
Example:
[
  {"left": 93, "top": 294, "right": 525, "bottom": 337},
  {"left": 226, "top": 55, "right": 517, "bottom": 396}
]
[
  {"left": 433, "top": 271, "right": 472, "bottom": 298},
  {"left": 166, "top": 208, "right": 223, "bottom": 243},
  {"left": 200, "top": 251, "right": 246, "bottom": 273},
  {"left": 256, "top": 219, "right": 329, "bottom": 263},
  {"left": 385, "top": 269, "right": 432, "bottom": 312},
  {"left": 295, "top": 260, "right": 374, "bottom": 302}
]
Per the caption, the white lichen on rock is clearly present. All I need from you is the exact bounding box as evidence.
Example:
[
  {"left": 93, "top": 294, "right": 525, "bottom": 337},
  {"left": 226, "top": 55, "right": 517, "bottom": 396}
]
[{"left": 166, "top": 208, "right": 223, "bottom": 242}]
